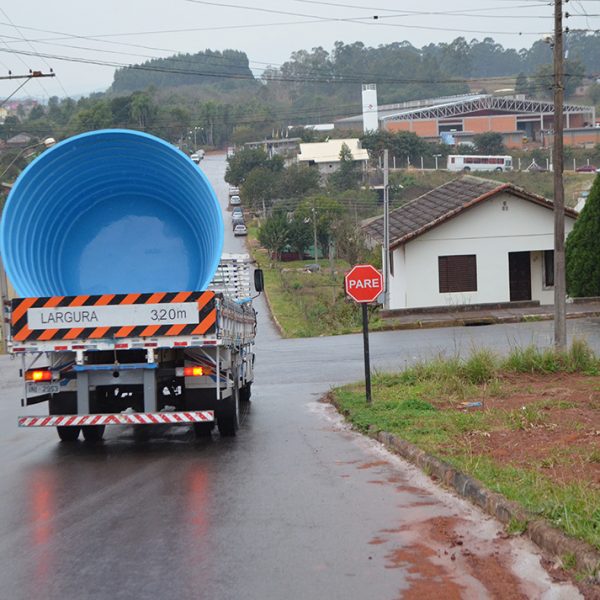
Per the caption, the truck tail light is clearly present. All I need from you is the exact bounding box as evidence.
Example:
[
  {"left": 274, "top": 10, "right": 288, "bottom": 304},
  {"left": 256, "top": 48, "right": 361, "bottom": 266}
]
[
  {"left": 184, "top": 366, "right": 204, "bottom": 377},
  {"left": 25, "top": 369, "right": 52, "bottom": 382}
]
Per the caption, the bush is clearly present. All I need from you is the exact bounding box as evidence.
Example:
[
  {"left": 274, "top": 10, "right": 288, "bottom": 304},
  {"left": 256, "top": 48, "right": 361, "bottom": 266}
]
[{"left": 566, "top": 174, "right": 600, "bottom": 297}]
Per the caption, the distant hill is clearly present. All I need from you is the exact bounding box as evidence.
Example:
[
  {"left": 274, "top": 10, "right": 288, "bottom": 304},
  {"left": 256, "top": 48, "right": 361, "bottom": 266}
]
[{"left": 110, "top": 49, "right": 256, "bottom": 94}]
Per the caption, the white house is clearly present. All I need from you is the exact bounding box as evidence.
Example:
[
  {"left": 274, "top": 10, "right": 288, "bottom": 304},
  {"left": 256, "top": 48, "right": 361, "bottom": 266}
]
[
  {"left": 363, "top": 176, "right": 578, "bottom": 310},
  {"left": 297, "top": 138, "right": 369, "bottom": 176}
]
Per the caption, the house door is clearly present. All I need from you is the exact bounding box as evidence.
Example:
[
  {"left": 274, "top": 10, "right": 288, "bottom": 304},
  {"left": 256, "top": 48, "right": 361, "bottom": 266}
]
[{"left": 509, "top": 252, "right": 531, "bottom": 301}]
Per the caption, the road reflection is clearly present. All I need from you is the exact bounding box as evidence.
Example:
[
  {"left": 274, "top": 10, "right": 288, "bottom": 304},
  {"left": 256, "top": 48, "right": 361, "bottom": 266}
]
[
  {"left": 29, "top": 468, "right": 55, "bottom": 595},
  {"left": 19, "top": 429, "right": 217, "bottom": 598}
]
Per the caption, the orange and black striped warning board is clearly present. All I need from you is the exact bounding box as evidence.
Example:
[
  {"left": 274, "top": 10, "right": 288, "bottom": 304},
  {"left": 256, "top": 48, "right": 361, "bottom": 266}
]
[{"left": 11, "top": 291, "right": 216, "bottom": 342}]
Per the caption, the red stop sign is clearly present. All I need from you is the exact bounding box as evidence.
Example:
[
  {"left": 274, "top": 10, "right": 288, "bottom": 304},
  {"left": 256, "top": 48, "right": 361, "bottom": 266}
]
[{"left": 345, "top": 264, "right": 383, "bottom": 303}]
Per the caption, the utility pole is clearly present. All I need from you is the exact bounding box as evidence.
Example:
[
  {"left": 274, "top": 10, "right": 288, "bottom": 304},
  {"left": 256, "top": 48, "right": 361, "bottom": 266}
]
[
  {"left": 312, "top": 206, "right": 318, "bottom": 263},
  {"left": 383, "top": 149, "right": 390, "bottom": 310},
  {"left": 553, "top": 0, "right": 567, "bottom": 350}
]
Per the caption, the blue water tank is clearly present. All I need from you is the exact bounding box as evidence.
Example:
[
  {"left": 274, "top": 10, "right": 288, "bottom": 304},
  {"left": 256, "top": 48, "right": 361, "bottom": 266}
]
[{"left": 0, "top": 129, "right": 223, "bottom": 297}]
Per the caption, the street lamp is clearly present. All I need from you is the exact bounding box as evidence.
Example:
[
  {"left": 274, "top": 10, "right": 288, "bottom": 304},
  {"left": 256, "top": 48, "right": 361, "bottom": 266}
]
[
  {"left": 191, "top": 127, "right": 202, "bottom": 150},
  {"left": 0, "top": 137, "right": 56, "bottom": 184}
]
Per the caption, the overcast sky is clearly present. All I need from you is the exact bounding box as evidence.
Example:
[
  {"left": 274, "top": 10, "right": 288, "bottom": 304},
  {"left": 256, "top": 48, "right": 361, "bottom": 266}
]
[{"left": 0, "top": 0, "right": 594, "bottom": 100}]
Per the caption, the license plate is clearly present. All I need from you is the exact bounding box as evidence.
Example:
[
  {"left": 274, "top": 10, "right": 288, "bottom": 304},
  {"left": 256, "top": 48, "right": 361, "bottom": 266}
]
[{"left": 27, "top": 382, "right": 60, "bottom": 395}]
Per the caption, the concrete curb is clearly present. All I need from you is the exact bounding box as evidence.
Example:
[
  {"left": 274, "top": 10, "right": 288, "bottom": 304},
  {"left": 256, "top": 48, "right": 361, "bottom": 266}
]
[
  {"left": 327, "top": 394, "right": 600, "bottom": 579},
  {"left": 378, "top": 310, "right": 600, "bottom": 332},
  {"left": 261, "top": 286, "right": 285, "bottom": 338}
]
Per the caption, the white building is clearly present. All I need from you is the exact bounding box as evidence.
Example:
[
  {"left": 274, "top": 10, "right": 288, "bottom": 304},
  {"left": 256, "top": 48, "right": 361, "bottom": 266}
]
[
  {"left": 363, "top": 176, "right": 577, "bottom": 310},
  {"left": 297, "top": 138, "right": 369, "bottom": 176}
]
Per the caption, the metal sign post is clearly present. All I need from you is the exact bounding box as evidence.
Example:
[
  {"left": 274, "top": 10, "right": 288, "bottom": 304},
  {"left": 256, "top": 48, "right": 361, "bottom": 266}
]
[
  {"left": 361, "top": 303, "right": 372, "bottom": 403},
  {"left": 345, "top": 265, "right": 383, "bottom": 404}
]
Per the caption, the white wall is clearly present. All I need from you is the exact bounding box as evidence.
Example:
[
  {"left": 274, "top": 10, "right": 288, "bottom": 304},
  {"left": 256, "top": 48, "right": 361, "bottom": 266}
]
[{"left": 387, "top": 192, "right": 575, "bottom": 309}]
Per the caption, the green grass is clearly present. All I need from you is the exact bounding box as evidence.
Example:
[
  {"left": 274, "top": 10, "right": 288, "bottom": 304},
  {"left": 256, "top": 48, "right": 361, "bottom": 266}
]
[
  {"left": 506, "top": 517, "right": 529, "bottom": 535},
  {"left": 333, "top": 344, "right": 600, "bottom": 551},
  {"left": 248, "top": 226, "right": 381, "bottom": 337}
]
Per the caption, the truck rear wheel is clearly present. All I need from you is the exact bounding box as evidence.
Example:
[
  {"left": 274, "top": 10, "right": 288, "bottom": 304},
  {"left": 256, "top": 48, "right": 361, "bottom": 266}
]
[
  {"left": 193, "top": 422, "right": 215, "bottom": 438},
  {"left": 82, "top": 425, "right": 105, "bottom": 442},
  {"left": 57, "top": 426, "right": 80, "bottom": 442},
  {"left": 217, "top": 388, "right": 239, "bottom": 437},
  {"left": 240, "top": 383, "right": 252, "bottom": 403}
]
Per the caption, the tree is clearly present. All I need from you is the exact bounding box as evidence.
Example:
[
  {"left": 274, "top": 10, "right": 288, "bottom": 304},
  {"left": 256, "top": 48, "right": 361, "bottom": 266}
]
[
  {"left": 473, "top": 132, "right": 506, "bottom": 155},
  {"left": 28, "top": 104, "right": 45, "bottom": 120},
  {"left": 0, "top": 116, "right": 19, "bottom": 140},
  {"left": 515, "top": 72, "right": 529, "bottom": 95},
  {"left": 225, "top": 147, "right": 283, "bottom": 186},
  {"left": 333, "top": 217, "right": 367, "bottom": 265},
  {"left": 279, "top": 164, "right": 320, "bottom": 199},
  {"left": 258, "top": 213, "right": 290, "bottom": 261},
  {"left": 70, "top": 100, "right": 112, "bottom": 131},
  {"left": 531, "top": 59, "right": 585, "bottom": 99},
  {"left": 296, "top": 195, "right": 343, "bottom": 258},
  {"left": 589, "top": 83, "right": 600, "bottom": 107},
  {"left": 389, "top": 131, "right": 428, "bottom": 165},
  {"left": 240, "top": 167, "right": 281, "bottom": 212},
  {"left": 130, "top": 92, "right": 156, "bottom": 129},
  {"left": 566, "top": 175, "right": 600, "bottom": 297},
  {"left": 329, "top": 143, "right": 360, "bottom": 191},
  {"left": 287, "top": 216, "right": 312, "bottom": 257}
]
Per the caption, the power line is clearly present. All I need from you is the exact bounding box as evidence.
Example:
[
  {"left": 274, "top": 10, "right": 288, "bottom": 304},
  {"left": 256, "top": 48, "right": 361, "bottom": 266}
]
[
  {"left": 0, "top": 45, "right": 586, "bottom": 89},
  {"left": 287, "top": 0, "right": 555, "bottom": 19},
  {"left": 183, "top": 0, "right": 549, "bottom": 34}
]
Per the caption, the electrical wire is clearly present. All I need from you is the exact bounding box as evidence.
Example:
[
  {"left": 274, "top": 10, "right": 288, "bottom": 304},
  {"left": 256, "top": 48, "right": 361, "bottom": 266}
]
[
  {"left": 0, "top": 44, "right": 587, "bottom": 88},
  {"left": 0, "top": 77, "right": 30, "bottom": 107},
  {"left": 183, "top": 0, "right": 549, "bottom": 34}
]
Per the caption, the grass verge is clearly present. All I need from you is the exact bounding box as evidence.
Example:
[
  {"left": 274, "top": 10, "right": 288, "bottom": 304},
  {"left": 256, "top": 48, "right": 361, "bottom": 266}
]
[
  {"left": 247, "top": 224, "right": 381, "bottom": 337},
  {"left": 332, "top": 342, "right": 600, "bottom": 554}
]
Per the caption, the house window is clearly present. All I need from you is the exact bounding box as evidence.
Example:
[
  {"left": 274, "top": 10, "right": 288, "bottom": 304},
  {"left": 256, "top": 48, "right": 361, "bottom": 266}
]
[
  {"left": 543, "top": 250, "right": 554, "bottom": 287},
  {"left": 438, "top": 255, "right": 477, "bottom": 293}
]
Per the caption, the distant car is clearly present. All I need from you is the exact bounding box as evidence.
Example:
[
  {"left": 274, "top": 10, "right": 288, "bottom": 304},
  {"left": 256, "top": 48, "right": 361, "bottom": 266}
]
[
  {"left": 231, "top": 207, "right": 243, "bottom": 219},
  {"left": 230, "top": 195, "right": 241, "bottom": 206},
  {"left": 190, "top": 151, "right": 203, "bottom": 163},
  {"left": 575, "top": 164, "right": 597, "bottom": 173},
  {"left": 232, "top": 216, "right": 245, "bottom": 229},
  {"left": 233, "top": 223, "right": 247, "bottom": 236}
]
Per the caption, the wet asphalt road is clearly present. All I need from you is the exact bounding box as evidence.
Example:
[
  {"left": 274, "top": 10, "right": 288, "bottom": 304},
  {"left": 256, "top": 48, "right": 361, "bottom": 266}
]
[{"left": 0, "top": 154, "right": 593, "bottom": 599}]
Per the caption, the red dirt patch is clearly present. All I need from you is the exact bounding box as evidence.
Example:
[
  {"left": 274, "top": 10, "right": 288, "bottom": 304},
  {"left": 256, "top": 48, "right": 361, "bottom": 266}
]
[
  {"left": 385, "top": 543, "right": 466, "bottom": 599},
  {"left": 357, "top": 460, "right": 390, "bottom": 470},
  {"left": 439, "top": 373, "right": 600, "bottom": 488}
]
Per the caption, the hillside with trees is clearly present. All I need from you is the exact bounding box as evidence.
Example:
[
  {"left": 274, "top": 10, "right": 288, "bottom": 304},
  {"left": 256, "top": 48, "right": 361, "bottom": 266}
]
[
  {"left": 110, "top": 49, "right": 257, "bottom": 94},
  {"left": 3, "top": 32, "right": 600, "bottom": 153}
]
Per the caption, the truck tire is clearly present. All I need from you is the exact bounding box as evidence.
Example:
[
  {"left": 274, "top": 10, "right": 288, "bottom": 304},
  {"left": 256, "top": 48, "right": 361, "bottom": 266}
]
[
  {"left": 193, "top": 422, "right": 215, "bottom": 438},
  {"left": 217, "top": 387, "right": 240, "bottom": 437},
  {"left": 51, "top": 393, "right": 80, "bottom": 442},
  {"left": 57, "top": 426, "right": 80, "bottom": 442},
  {"left": 82, "top": 425, "right": 105, "bottom": 442},
  {"left": 240, "top": 383, "right": 252, "bottom": 403}
]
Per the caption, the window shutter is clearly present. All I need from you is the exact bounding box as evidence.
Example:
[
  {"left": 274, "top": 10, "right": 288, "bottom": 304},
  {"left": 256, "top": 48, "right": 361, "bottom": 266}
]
[{"left": 438, "top": 255, "right": 477, "bottom": 293}]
